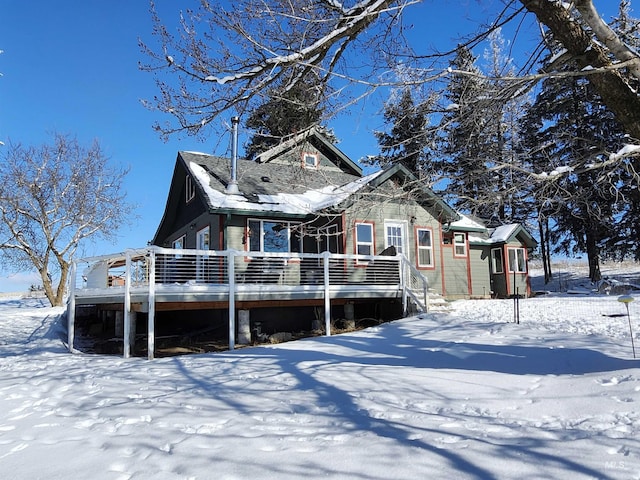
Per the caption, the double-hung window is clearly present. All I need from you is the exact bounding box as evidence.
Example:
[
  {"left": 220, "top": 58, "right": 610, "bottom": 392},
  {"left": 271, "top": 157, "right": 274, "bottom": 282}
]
[
  {"left": 247, "top": 219, "right": 301, "bottom": 253},
  {"left": 355, "top": 222, "right": 374, "bottom": 257},
  {"left": 508, "top": 248, "right": 527, "bottom": 273},
  {"left": 453, "top": 232, "right": 467, "bottom": 257},
  {"left": 416, "top": 228, "right": 433, "bottom": 267}
]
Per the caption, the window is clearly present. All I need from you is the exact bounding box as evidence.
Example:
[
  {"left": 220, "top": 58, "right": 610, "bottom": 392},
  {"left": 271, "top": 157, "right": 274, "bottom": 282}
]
[
  {"left": 172, "top": 235, "right": 186, "bottom": 259},
  {"left": 172, "top": 235, "right": 185, "bottom": 250},
  {"left": 416, "top": 228, "right": 433, "bottom": 267},
  {"left": 355, "top": 222, "right": 374, "bottom": 256},
  {"left": 508, "top": 248, "right": 527, "bottom": 273},
  {"left": 453, "top": 232, "right": 467, "bottom": 257},
  {"left": 491, "top": 248, "right": 503, "bottom": 274},
  {"left": 318, "top": 224, "right": 339, "bottom": 254},
  {"left": 185, "top": 175, "right": 196, "bottom": 203},
  {"left": 247, "top": 219, "right": 301, "bottom": 253},
  {"left": 385, "top": 221, "right": 406, "bottom": 255},
  {"left": 302, "top": 152, "right": 319, "bottom": 169}
]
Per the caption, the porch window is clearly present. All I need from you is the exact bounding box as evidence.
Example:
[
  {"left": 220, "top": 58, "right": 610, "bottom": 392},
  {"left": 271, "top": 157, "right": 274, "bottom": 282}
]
[
  {"left": 491, "top": 248, "right": 503, "bottom": 274},
  {"left": 318, "top": 224, "right": 339, "bottom": 254},
  {"left": 302, "top": 152, "right": 319, "bottom": 169},
  {"left": 355, "top": 222, "right": 374, "bottom": 256},
  {"left": 185, "top": 175, "right": 195, "bottom": 203},
  {"left": 508, "top": 247, "right": 527, "bottom": 273},
  {"left": 247, "top": 219, "right": 301, "bottom": 253},
  {"left": 416, "top": 228, "right": 433, "bottom": 267},
  {"left": 453, "top": 232, "right": 467, "bottom": 257}
]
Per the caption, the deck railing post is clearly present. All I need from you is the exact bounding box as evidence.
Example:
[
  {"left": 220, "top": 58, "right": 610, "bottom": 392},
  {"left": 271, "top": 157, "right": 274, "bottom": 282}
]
[
  {"left": 67, "top": 261, "right": 77, "bottom": 353},
  {"left": 399, "top": 255, "right": 408, "bottom": 316},
  {"left": 228, "top": 251, "right": 236, "bottom": 350},
  {"left": 123, "top": 251, "right": 132, "bottom": 359},
  {"left": 323, "top": 251, "right": 331, "bottom": 336},
  {"left": 147, "top": 248, "right": 156, "bottom": 360}
]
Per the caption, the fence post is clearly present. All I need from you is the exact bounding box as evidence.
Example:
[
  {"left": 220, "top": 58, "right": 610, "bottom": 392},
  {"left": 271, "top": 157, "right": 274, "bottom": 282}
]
[
  {"left": 67, "top": 261, "right": 76, "bottom": 353},
  {"left": 323, "top": 251, "right": 331, "bottom": 336}
]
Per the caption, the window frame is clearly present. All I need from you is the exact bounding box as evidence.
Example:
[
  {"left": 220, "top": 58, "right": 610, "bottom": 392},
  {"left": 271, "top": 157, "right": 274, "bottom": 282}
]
[
  {"left": 453, "top": 232, "right": 467, "bottom": 257},
  {"left": 507, "top": 247, "right": 527, "bottom": 273},
  {"left": 416, "top": 227, "right": 434, "bottom": 268},
  {"left": 185, "top": 175, "right": 196, "bottom": 203},
  {"left": 491, "top": 247, "right": 504, "bottom": 274},
  {"left": 354, "top": 221, "right": 375, "bottom": 262},
  {"left": 384, "top": 220, "right": 407, "bottom": 256},
  {"left": 246, "top": 219, "right": 302, "bottom": 254},
  {"left": 302, "top": 152, "right": 319, "bottom": 169}
]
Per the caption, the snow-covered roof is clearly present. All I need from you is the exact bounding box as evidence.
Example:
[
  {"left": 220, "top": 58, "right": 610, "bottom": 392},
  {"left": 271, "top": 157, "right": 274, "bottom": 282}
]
[
  {"left": 491, "top": 224, "right": 520, "bottom": 242},
  {"left": 187, "top": 158, "right": 381, "bottom": 215},
  {"left": 449, "top": 213, "right": 487, "bottom": 232}
]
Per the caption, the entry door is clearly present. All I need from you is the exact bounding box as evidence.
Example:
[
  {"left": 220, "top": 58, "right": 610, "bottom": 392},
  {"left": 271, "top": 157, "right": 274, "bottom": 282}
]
[
  {"left": 384, "top": 221, "right": 407, "bottom": 256},
  {"left": 196, "top": 226, "right": 210, "bottom": 282}
]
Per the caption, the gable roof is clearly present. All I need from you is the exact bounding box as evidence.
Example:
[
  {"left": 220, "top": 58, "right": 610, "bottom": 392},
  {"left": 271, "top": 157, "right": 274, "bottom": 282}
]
[
  {"left": 490, "top": 223, "right": 538, "bottom": 248},
  {"left": 180, "top": 151, "right": 379, "bottom": 217},
  {"left": 369, "top": 163, "right": 459, "bottom": 224},
  {"left": 255, "top": 127, "right": 363, "bottom": 176}
]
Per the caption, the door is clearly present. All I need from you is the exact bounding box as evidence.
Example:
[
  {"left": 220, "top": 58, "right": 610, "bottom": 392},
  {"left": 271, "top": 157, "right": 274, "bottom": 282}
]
[
  {"left": 384, "top": 221, "right": 407, "bottom": 256},
  {"left": 196, "top": 226, "right": 210, "bottom": 282}
]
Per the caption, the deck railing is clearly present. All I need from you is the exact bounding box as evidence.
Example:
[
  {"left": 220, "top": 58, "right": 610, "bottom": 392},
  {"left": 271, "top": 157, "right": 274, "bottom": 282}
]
[
  {"left": 69, "top": 247, "right": 428, "bottom": 358},
  {"left": 72, "top": 247, "right": 412, "bottom": 291}
]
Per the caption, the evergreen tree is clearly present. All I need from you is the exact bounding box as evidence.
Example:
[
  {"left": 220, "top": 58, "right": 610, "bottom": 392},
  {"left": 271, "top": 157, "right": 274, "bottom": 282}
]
[
  {"left": 605, "top": 1, "right": 640, "bottom": 260},
  {"left": 437, "top": 45, "right": 494, "bottom": 218},
  {"left": 520, "top": 45, "right": 628, "bottom": 281},
  {"left": 244, "top": 71, "right": 332, "bottom": 160},
  {"left": 371, "top": 87, "right": 437, "bottom": 181},
  {"left": 437, "top": 38, "right": 530, "bottom": 226}
]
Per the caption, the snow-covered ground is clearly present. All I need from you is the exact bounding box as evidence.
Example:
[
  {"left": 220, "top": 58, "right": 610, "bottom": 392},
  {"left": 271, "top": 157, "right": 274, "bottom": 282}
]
[{"left": 1, "top": 265, "right": 639, "bottom": 479}]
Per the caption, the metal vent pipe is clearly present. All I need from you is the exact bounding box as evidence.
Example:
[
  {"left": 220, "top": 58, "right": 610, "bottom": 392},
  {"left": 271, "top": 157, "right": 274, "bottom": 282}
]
[{"left": 226, "top": 116, "right": 240, "bottom": 194}]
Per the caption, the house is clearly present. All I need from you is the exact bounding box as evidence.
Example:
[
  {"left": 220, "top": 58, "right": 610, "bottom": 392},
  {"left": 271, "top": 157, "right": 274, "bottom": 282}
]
[
  {"left": 153, "top": 127, "right": 536, "bottom": 301},
  {"left": 67, "top": 127, "right": 536, "bottom": 359}
]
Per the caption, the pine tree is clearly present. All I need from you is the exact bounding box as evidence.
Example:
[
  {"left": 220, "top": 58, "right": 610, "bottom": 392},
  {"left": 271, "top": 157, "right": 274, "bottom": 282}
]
[
  {"left": 371, "top": 87, "right": 437, "bottom": 181},
  {"left": 437, "top": 39, "right": 530, "bottom": 226},
  {"left": 244, "top": 71, "right": 332, "bottom": 160},
  {"left": 520, "top": 44, "right": 628, "bottom": 281}
]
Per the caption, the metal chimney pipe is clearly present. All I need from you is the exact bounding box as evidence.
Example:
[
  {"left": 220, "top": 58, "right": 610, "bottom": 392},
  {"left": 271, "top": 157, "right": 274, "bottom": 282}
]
[{"left": 226, "top": 116, "right": 240, "bottom": 194}]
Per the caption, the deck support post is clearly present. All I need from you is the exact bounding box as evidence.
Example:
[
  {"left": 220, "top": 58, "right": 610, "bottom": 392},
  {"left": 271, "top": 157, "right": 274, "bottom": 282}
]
[
  {"left": 147, "top": 249, "right": 156, "bottom": 360},
  {"left": 228, "top": 252, "right": 236, "bottom": 350},
  {"left": 323, "top": 251, "right": 331, "bottom": 336},
  {"left": 67, "top": 261, "right": 76, "bottom": 353},
  {"left": 124, "top": 251, "right": 132, "bottom": 358},
  {"left": 238, "top": 310, "right": 251, "bottom": 344}
]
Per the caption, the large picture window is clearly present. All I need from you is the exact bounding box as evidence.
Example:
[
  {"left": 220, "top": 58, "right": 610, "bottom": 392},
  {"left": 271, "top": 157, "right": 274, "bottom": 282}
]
[
  {"left": 416, "top": 228, "right": 433, "bottom": 267},
  {"left": 508, "top": 248, "right": 527, "bottom": 273},
  {"left": 355, "top": 222, "right": 374, "bottom": 256},
  {"left": 247, "top": 219, "right": 301, "bottom": 253}
]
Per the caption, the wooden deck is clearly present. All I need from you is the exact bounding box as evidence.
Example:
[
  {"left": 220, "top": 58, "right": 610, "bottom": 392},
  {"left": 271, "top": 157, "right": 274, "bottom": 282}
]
[{"left": 68, "top": 247, "right": 429, "bottom": 359}]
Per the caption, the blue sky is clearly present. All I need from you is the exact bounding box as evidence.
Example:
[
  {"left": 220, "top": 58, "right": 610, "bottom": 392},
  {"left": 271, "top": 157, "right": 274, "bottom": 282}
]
[{"left": 0, "top": 1, "right": 620, "bottom": 291}]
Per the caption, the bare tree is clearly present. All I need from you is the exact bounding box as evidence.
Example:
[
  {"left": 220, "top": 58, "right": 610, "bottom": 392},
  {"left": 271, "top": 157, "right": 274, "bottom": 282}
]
[
  {"left": 142, "top": 1, "right": 640, "bottom": 145},
  {"left": 0, "top": 134, "right": 134, "bottom": 306}
]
